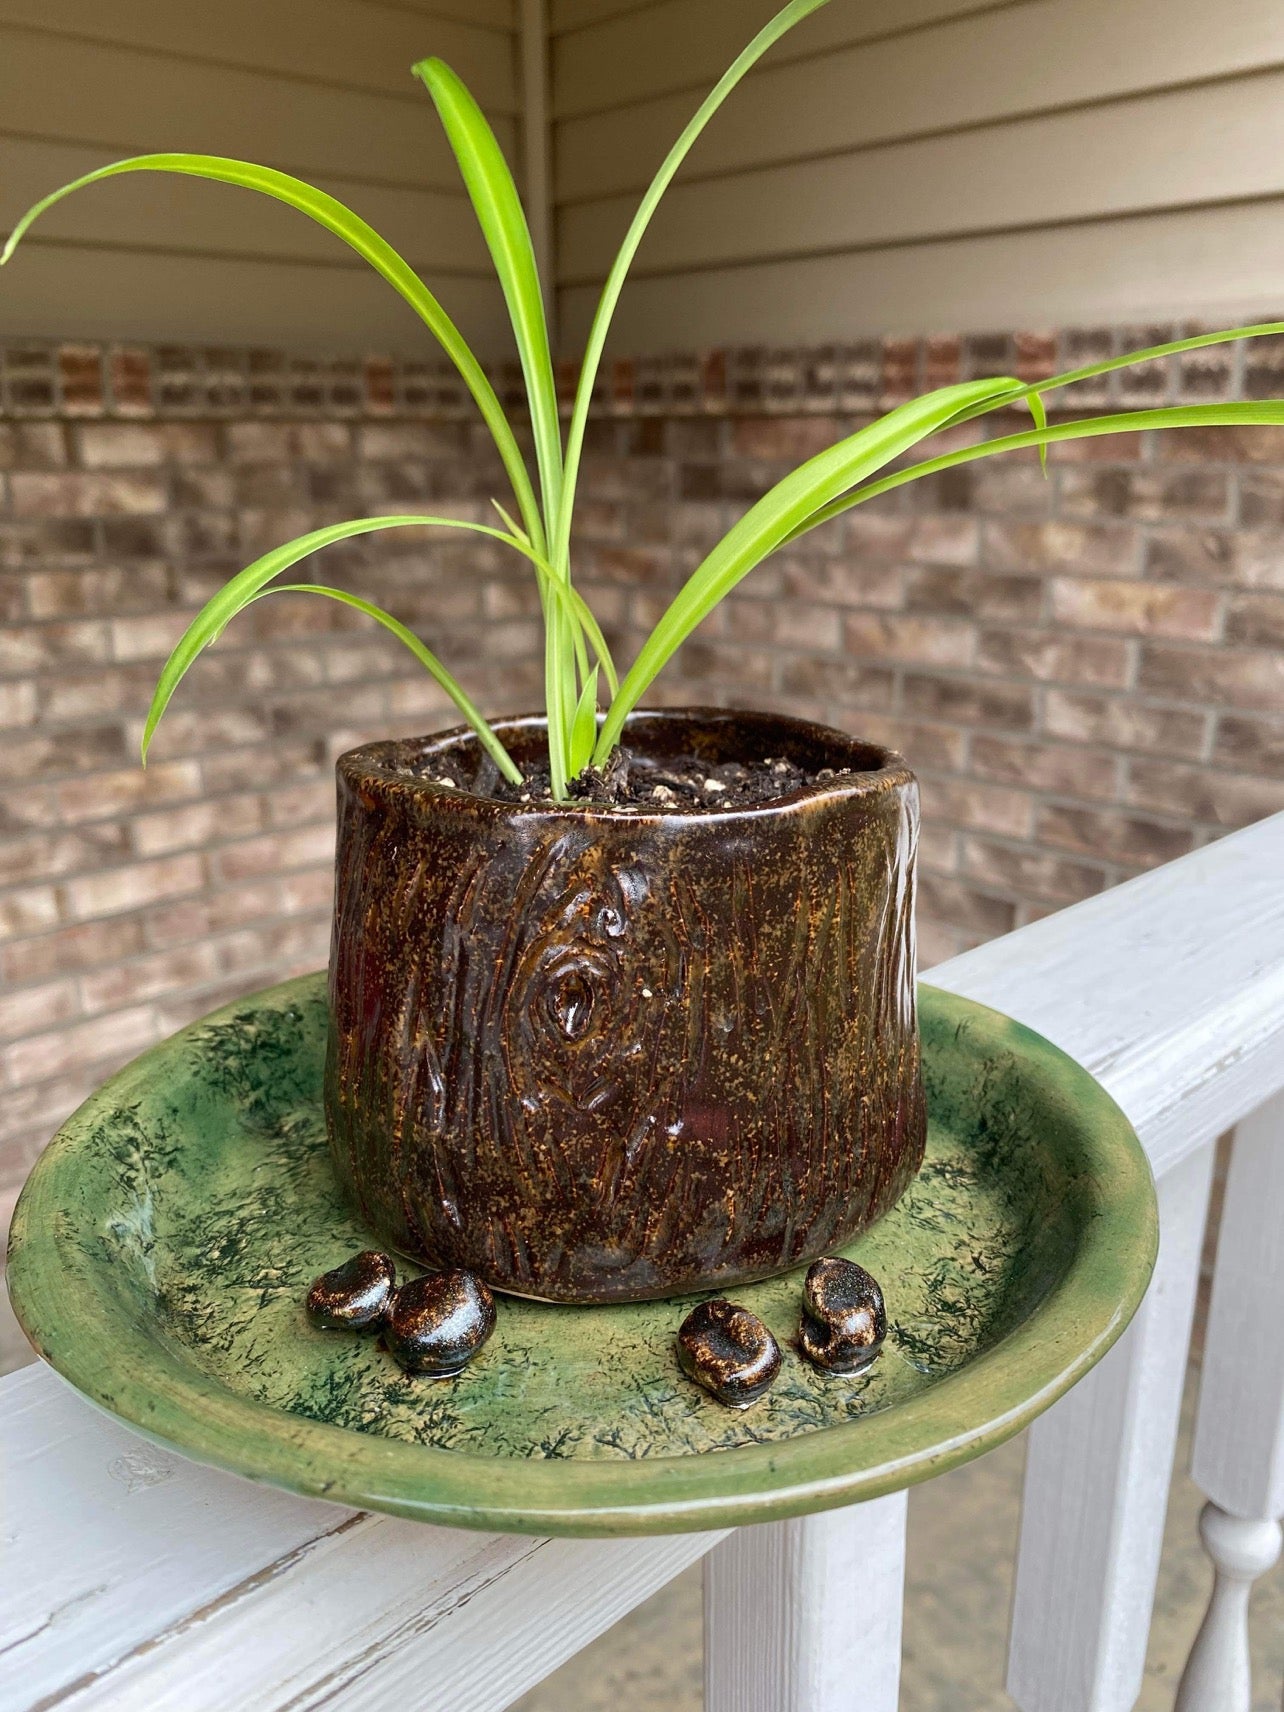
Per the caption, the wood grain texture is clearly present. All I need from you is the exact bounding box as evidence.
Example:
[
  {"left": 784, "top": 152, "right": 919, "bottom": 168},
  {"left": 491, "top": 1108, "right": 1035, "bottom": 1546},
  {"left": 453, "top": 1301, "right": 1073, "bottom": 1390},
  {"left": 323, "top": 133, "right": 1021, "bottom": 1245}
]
[
  {"left": 3, "top": 812, "right": 1279, "bottom": 1709},
  {"left": 549, "top": 0, "right": 1020, "bottom": 113},
  {"left": 2, "top": 962, "right": 1158, "bottom": 1546},
  {"left": 327, "top": 712, "right": 924, "bottom": 1302},
  {"left": 931, "top": 811, "right": 1284, "bottom": 1712},
  {"left": 704, "top": 1493, "right": 907, "bottom": 1712},
  {"left": 550, "top": 0, "right": 1284, "bottom": 346},
  {"left": 1190, "top": 1090, "right": 1284, "bottom": 1518},
  {"left": 0, "top": 1363, "right": 721, "bottom": 1712},
  {"left": 5, "top": 939, "right": 1155, "bottom": 1530},
  {"left": 930, "top": 813, "right": 1284, "bottom": 1183},
  {"left": 553, "top": 0, "right": 1284, "bottom": 200},
  {"left": 0, "top": 244, "right": 510, "bottom": 354},
  {"left": 558, "top": 71, "right": 1284, "bottom": 281},
  {"left": 0, "top": 0, "right": 516, "bottom": 102},
  {"left": 1004, "top": 1143, "right": 1216, "bottom": 1712},
  {"left": 557, "top": 198, "right": 1284, "bottom": 353},
  {"left": 0, "top": 1364, "right": 357, "bottom": 1712},
  {"left": 0, "top": 1, "right": 516, "bottom": 346}
]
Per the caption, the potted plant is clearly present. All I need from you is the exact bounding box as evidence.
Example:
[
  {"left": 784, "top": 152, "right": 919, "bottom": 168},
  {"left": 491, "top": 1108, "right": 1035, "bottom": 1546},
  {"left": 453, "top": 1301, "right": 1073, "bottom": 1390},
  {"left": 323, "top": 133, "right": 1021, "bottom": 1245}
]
[{"left": 6, "top": 0, "right": 1283, "bottom": 1304}]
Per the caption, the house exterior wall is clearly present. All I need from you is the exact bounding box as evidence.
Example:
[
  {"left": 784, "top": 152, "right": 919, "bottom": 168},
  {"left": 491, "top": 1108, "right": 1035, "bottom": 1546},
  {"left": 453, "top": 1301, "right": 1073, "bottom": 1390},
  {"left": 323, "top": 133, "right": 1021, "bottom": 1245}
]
[
  {"left": 566, "top": 329, "right": 1284, "bottom": 966},
  {"left": 2, "top": 12, "right": 1283, "bottom": 1225},
  {"left": 0, "top": 0, "right": 518, "bottom": 352},
  {"left": 1, "top": 323, "right": 1282, "bottom": 1214},
  {"left": 0, "top": 339, "right": 543, "bottom": 1205},
  {"left": 552, "top": 0, "right": 1284, "bottom": 352}
]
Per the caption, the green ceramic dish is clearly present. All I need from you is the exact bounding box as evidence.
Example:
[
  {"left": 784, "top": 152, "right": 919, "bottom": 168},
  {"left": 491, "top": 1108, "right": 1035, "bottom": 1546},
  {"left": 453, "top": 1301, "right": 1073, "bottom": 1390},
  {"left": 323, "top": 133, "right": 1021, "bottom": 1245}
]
[{"left": 7, "top": 973, "right": 1156, "bottom": 1537}]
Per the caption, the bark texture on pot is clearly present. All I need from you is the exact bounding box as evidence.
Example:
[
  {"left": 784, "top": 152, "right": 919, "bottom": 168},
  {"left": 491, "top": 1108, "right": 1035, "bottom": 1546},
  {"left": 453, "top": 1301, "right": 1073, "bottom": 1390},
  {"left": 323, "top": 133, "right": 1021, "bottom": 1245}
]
[{"left": 325, "top": 708, "right": 926, "bottom": 1304}]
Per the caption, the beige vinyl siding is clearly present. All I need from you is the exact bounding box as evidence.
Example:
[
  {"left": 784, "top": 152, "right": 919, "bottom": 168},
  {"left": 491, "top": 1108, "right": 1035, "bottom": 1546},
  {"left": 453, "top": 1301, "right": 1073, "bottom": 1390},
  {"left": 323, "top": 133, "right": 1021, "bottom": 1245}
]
[
  {"left": 549, "top": 0, "right": 1012, "bottom": 115},
  {"left": 552, "top": 0, "right": 1284, "bottom": 353},
  {"left": 561, "top": 202, "right": 1284, "bottom": 353},
  {"left": 0, "top": 0, "right": 517, "bottom": 352}
]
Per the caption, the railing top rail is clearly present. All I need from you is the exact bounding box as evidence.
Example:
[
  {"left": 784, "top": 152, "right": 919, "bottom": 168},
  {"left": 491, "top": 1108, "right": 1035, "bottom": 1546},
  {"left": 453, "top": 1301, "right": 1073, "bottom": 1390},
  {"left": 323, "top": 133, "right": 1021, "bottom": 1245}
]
[
  {"left": 930, "top": 811, "right": 1284, "bottom": 1177},
  {"left": 5, "top": 812, "right": 1284, "bottom": 1708}
]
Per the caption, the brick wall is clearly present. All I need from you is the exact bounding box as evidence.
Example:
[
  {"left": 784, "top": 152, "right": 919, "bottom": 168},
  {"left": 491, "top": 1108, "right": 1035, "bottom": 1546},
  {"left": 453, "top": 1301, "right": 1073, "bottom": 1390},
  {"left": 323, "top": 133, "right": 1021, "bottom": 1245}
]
[
  {"left": 573, "top": 328, "right": 1284, "bottom": 966},
  {"left": 0, "top": 342, "right": 544, "bottom": 1213},
  {"left": 2, "top": 327, "right": 1283, "bottom": 1213}
]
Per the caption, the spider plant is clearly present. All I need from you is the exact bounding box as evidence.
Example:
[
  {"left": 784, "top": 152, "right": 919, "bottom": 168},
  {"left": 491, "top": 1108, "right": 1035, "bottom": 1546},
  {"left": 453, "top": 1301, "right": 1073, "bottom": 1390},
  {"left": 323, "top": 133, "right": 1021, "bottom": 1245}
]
[{"left": 6, "top": 0, "right": 1284, "bottom": 800}]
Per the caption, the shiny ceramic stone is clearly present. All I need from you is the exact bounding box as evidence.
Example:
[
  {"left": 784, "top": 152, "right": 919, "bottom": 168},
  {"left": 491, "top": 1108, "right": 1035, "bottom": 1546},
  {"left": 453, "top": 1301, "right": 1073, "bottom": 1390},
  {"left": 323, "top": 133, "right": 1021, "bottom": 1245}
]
[
  {"left": 798, "top": 1257, "right": 887, "bottom": 1374},
  {"left": 305, "top": 1251, "right": 396, "bottom": 1331},
  {"left": 384, "top": 1270, "right": 496, "bottom": 1376},
  {"left": 676, "top": 1299, "right": 782, "bottom": 1408}
]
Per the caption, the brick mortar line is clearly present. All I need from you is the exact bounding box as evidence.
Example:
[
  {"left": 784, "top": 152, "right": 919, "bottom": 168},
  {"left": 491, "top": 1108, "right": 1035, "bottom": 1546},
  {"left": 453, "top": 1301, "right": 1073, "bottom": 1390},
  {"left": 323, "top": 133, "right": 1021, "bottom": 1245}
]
[
  {"left": 0, "top": 959, "right": 328, "bottom": 1121},
  {"left": 1, "top": 676, "right": 494, "bottom": 715},
  {"left": 912, "top": 768, "right": 1222, "bottom": 831},
  {"left": 1, "top": 887, "right": 333, "bottom": 969},
  {"left": 669, "top": 651, "right": 1262, "bottom": 718},
  {"left": 0, "top": 839, "right": 335, "bottom": 913},
  {"left": 0, "top": 837, "right": 337, "bottom": 911}
]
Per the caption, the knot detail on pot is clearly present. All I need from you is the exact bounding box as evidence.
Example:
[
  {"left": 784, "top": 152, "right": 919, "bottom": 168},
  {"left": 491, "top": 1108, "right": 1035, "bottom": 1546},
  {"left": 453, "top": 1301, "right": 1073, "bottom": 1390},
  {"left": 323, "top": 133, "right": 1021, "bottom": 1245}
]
[
  {"left": 500, "top": 843, "right": 681, "bottom": 1123},
  {"left": 534, "top": 947, "right": 614, "bottom": 1051}
]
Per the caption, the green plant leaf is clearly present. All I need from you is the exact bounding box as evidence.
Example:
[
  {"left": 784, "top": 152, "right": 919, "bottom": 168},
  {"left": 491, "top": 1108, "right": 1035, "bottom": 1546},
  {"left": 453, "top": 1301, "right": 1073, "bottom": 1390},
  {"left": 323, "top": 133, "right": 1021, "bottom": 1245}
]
[
  {"left": 554, "top": 0, "right": 834, "bottom": 578},
  {"left": 1027, "top": 320, "right": 1284, "bottom": 403},
  {"left": 491, "top": 503, "right": 618, "bottom": 692},
  {"left": 948, "top": 321, "right": 1284, "bottom": 435},
  {"left": 498, "top": 510, "right": 617, "bottom": 690},
  {"left": 786, "top": 322, "right": 1284, "bottom": 540},
  {"left": 0, "top": 153, "right": 545, "bottom": 550},
  {"left": 140, "top": 513, "right": 536, "bottom": 765},
  {"left": 490, "top": 498, "right": 531, "bottom": 546},
  {"left": 492, "top": 489, "right": 600, "bottom": 760},
  {"left": 595, "top": 376, "right": 1021, "bottom": 761},
  {"left": 415, "top": 60, "right": 563, "bottom": 548},
  {"left": 260, "top": 585, "right": 522, "bottom": 782},
  {"left": 544, "top": 616, "right": 576, "bottom": 800},
  {"left": 484, "top": 501, "right": 620, "bottom": 690},
  {"left": 568, "top": 668, "right": 600, "bottom": 778},
  {"left": 568, "top": 590, "right": 619, "bottom": 696},
  {"left": 788, "top": 400, "right": 1284, "bottom": 540},
  {"left": 1027, "top": 391, "right": 1049, "bottom": 474}
]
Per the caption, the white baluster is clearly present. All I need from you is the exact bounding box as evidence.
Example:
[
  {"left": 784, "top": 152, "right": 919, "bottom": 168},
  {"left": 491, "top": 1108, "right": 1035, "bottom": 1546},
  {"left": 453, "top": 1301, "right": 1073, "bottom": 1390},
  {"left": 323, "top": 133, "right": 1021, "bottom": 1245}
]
[
  {"left": 704, "top": 1490, "right": 907, "bottom": 1712},
  {"left": 1173, "top": 1504, "right": 1281, "bottom": 1712},
  {"left": 1179, "top": 1089, "right": 1284, "bottom": 1712},
  {"left": 1005, "top": 1141, "right": 1217, "bottom": 1712}
]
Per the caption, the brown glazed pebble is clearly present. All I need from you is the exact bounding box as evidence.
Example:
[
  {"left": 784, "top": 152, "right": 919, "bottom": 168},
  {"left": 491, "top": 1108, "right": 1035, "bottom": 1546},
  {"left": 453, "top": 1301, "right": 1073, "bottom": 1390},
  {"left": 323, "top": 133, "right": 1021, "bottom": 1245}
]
[
  {"left": 798, "top": 1257, "right": 887, "bottom": 1374},
  {"left": 384, "top": 1270, "right": 497, "bottom": 1376},
  {"left": 306, "top": 1251, "right": 397, "bottom": 1331},
  {"left": 676, "top": 1299, "right": 781, "bottom": 1408}
]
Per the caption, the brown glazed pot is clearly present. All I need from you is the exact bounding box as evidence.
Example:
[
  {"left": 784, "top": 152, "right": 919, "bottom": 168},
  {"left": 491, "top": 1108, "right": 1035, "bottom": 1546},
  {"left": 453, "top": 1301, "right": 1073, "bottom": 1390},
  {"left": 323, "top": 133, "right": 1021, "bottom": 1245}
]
[{"left": 324, "top": 708, "right": 926, "bottom": 1304}]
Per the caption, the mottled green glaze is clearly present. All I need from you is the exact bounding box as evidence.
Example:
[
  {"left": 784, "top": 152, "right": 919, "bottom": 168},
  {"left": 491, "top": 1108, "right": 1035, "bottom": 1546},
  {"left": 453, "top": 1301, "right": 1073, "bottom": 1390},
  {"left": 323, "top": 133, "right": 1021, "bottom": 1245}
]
[{"left": 7, "top": 973, "right": 1156, "bottom": 1537}]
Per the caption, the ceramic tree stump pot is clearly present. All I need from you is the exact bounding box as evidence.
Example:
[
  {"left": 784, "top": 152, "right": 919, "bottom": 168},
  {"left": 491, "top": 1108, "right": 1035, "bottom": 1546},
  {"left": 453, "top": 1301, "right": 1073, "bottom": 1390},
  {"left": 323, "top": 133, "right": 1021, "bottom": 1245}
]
[{"left": 324, "top": 707, "right": 926, "bottom": 1304}]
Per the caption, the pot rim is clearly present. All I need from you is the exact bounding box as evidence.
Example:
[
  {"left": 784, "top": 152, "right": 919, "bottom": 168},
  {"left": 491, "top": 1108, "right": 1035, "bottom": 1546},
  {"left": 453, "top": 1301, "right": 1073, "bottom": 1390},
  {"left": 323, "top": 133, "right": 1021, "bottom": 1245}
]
[{"left": 336, "top": 704, "right": 915, "bottom": 824}]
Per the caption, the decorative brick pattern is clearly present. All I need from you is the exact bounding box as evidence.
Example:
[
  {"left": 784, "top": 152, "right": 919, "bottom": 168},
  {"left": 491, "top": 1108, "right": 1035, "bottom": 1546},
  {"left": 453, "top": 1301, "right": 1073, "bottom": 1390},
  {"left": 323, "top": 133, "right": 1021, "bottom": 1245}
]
[{"left": 1, "top": 327, "right": 1283, "bottom": 1203}]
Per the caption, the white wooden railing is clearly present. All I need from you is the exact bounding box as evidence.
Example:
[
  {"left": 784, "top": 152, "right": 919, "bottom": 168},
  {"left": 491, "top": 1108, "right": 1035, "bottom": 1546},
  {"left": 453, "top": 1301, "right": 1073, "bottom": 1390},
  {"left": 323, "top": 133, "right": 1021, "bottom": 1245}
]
[{"left": 4, "top": 811, "right": 1284, "bottom": 1712}]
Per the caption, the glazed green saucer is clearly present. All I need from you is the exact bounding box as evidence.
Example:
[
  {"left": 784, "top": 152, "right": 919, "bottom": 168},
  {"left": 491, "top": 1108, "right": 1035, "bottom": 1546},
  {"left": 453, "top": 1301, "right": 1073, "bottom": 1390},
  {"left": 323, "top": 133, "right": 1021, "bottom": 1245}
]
[{"left": 7, "top": 974, "right": 1156, "bottom": 1537}]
